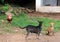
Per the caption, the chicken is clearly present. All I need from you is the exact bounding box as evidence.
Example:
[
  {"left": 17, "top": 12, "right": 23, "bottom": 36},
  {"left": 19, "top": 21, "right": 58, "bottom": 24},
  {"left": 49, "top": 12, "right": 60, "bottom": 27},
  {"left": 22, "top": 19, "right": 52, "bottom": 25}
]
[{"left": 7, "top": 14, "right": 12, "bottom": 23}]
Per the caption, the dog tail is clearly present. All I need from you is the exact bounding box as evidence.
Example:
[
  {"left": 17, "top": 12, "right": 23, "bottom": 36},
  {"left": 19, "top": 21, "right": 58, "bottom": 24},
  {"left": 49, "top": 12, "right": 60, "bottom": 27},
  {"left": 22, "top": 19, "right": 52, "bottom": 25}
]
[{"left": 19, "top": 26, "right": 26, "bottom": 29}]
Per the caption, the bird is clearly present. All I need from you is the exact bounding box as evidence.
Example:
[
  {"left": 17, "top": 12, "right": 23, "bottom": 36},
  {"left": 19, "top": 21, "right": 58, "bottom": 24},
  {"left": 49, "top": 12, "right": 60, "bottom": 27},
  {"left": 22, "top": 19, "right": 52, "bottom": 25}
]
[{"left": 6, "top": 13, "right": 12, "bottom": 24}]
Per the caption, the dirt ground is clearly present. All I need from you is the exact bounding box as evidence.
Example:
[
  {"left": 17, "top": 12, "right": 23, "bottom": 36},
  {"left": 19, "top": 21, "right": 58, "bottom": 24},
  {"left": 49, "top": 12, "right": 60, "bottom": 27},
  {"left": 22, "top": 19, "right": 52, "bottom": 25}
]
[
  {"left": 0, "top": 27, "right": 60, "bottom": 42},
  {"left": 0, "top": 32, "right": 60, "bottom": 42},
  {"left": 27, "top": 12, "right": 60, "bottom": 20}
]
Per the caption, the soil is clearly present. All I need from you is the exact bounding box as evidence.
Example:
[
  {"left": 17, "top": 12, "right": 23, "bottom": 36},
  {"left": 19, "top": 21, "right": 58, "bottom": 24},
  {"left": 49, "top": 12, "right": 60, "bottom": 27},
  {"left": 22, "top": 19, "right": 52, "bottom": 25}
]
[
  {"left": 27, "top": 12, "right": 60, "bottom": 20},
  {"left": 0, "top": 31, "right": 60, "bottom": 42}
]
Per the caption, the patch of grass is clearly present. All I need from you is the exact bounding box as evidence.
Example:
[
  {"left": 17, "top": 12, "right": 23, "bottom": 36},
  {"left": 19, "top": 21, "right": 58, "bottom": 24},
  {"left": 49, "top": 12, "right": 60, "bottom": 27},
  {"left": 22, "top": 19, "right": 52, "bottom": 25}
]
[
  {"left": 31, "top": 17, "right": 60, "bottom": 32},
  {"left": 0, "top": 14, "right": 6, "bottom": 19},
  {"left": 0, "top": 12, "right": 60, "bottom": 34},
  {"left": 12, "top": 12, "right": 38, "bottom": 28},
  {"left": 11, "top": 12, "right": 60, "bottom": 32}
]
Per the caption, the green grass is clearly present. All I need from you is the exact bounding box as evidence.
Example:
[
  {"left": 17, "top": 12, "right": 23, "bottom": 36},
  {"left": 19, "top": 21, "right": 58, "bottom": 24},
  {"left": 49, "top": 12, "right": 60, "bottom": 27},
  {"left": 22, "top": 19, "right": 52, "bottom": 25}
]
[
  {"left": 31, "top": 17, "right": 60, "bottom": 32},
  {"left": 11, "top": 12, "right": 60, "bottom": 32},
  {"left": 0, "top": 12, "right": 60, "bottom": 34},
  {"left": 12, "top": 12, "right": 38, "bottom": 28},
  {"left": 10, "top": 12, "right": 60, "bottom": 32}
]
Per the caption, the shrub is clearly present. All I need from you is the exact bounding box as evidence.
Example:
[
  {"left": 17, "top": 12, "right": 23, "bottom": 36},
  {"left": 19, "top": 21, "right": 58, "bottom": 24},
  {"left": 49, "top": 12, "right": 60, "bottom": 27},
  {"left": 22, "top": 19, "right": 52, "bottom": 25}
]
[
  {"left": 0, "top": 0, "right": 4, "bottom": 4},
  {"left": 3, "top": 4, "right": 9, "bottom": 12}
]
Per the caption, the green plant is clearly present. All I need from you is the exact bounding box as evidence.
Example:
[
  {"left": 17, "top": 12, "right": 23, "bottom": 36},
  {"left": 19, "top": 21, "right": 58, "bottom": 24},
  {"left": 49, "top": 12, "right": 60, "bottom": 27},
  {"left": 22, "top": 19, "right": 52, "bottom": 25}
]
[
  {"left": 3, "top": 4, "right": 9, "bottom": 12},
  {"left": 0, "top": 0, "right": 4, "bottom": 4}
]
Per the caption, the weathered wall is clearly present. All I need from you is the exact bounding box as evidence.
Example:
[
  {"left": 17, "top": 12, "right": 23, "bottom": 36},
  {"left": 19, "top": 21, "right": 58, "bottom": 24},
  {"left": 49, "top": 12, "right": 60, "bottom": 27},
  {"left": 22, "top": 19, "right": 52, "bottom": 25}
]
[{"left": 37, "top": 6, "right": 60, "bottom": 13}]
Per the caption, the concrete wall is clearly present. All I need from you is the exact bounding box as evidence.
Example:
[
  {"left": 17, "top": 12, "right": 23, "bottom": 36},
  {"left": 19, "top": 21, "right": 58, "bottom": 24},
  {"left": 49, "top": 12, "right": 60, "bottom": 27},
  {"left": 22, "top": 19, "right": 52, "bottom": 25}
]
[
  {"left": 38, "top": 6, "right": 60, "bottom": 13},
  {"left": 36, "top": 0, "right": 42, "bottom": 11}
]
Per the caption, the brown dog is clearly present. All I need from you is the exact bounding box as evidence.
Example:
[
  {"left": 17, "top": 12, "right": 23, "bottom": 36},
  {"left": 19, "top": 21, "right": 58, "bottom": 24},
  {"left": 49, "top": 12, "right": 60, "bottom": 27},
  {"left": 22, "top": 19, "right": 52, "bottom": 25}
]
[{"left": 46, "top": 22, "right": 54, "bottom": 36}]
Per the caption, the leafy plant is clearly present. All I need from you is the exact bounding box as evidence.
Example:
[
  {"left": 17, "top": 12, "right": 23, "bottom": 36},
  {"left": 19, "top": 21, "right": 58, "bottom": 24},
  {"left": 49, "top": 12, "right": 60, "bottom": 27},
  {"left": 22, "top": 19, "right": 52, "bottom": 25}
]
[{"left": 3, "top": 4, "right": 9, "bottom": 12}]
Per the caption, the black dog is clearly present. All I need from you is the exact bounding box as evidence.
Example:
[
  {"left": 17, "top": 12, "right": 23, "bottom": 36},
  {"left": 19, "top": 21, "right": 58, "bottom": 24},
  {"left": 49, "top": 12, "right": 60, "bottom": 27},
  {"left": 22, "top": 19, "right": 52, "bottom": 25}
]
[{"left": 24, "top": 21, "right": 43, "bottom": 39}]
